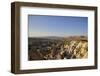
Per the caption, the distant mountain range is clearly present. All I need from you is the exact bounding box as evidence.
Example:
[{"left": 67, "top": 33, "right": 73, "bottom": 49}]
[
  {"left": 65, "top": 36, "right": 87, "bottom": 41},
  {"left": 29, "top": 35, "right": 87, "bottom": 41}
]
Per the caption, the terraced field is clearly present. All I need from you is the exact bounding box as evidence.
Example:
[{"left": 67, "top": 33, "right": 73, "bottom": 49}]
[{"left": 28, "top": 36, "right": 88, "bottom": 60}]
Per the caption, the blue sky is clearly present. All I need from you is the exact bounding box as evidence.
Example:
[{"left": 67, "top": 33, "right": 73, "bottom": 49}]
[{"left": 28, "top": 15, "right": 88, "bottom": 37}]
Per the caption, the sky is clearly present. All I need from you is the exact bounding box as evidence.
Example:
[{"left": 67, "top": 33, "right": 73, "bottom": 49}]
[{"left": 28, "top": 15, "right": 88, "bottom": 37}]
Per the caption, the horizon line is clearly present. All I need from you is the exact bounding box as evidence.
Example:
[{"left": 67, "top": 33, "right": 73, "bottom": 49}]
[{"left": 28, "top": 35, "right": 88, "bottom": 38}]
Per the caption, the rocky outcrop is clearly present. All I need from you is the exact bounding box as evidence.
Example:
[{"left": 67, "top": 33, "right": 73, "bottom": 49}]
[{"left": 28, "top": 38, "right": 88, "bottom": 60}]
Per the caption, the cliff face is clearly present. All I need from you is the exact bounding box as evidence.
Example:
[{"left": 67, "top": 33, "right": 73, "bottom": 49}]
[
  {"left": 28, "top": 37, "right": 88, "bottom": 60},
  {"left": 66, "top": 40, "right": 88, "bottom": 59}
]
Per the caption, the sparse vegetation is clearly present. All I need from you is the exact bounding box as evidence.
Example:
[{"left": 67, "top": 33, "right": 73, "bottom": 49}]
[{"left": 28, "top": 36, "right": 88, "bottom": 60}]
